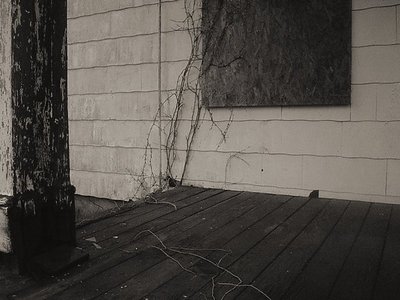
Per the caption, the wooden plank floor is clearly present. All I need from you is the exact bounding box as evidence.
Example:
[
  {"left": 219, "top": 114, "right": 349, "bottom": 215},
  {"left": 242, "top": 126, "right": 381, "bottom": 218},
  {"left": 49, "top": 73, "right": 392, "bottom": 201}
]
[{"left": 3, "top": 187, "right": 400, "bottom": 300}]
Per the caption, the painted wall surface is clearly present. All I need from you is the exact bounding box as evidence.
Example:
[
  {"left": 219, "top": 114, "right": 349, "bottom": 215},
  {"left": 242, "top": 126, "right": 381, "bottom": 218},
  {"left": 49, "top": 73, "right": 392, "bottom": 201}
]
[
  {"left": 68, "top": 0, "right": 400, "bottom": 204},
  {"left": 0, "top": 0, "right": 13, "bottom": 196},
  {"left": 67, "top": 0, "right": 184, "bottom": 199}
]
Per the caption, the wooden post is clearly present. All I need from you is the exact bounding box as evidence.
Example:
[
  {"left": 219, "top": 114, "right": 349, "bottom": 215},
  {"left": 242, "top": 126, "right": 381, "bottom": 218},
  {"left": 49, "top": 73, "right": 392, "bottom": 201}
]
[{"left": 0, "top": 0, "right": 75, "bottom": 273}]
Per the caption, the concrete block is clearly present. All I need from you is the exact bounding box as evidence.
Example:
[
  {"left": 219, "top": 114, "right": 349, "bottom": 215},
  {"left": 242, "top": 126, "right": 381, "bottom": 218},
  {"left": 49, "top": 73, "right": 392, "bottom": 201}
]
[
  {"left": 161, "top": 90, "right": 196, "bottom": 121},
  {"left": 196, "top": 152, "right": 265, "bottom": 186},
  {"left": 162, "top": 30, "right": 193, "bottom": 62},
  {"left": 175, "top": 120, "right": 271, "bottom": 153},
  {"left": 68, "top": 0, "right": 165, "bottom": 19},
  {"left": 303, "top": 156, "right": 387, "bottom": 195},
  {"left": 68, "top": 1, "right": 188, "bottom": 42},
  {"left": 68, "top": 4, "right": 163, "bottom": 43},
  {"left": 377, "top": 83, "right": 400, "bottom": 120},
  {"left": 161, "top": 60, "right": 200, "bottom": 91},
  {"left": 352, "top": 45, "right": 400, "bottom": 84},
  {"left": 68, "top": 0, "right": 119, "bottom": 19},
  {"left": 90, "top": 120, "right": 159, "bottom": 148},
  {"left": 219, "top": 121, "right": 271, "bottom": 154},
  {"left": 182, "top": 178, "right": 311, "bottom": 199},
  {"left": 178, "top": 120, "right": 342, "bottom": 156},
  {"left": 352, "top": 7, "right": 397, "bottom": 46},
  {"left": 68, "top": 35, "right": 158, "bottom": 69},
  {"left": 110, "top": 5, "right": 158, "bottom": 38},
  {"left": 69, "top": 120, "right": 160, "bottom": 149},
  {"left": 167, "top": 148, "right": 183, "bottom": 180},
  {"left": 269, "top": 121, "right": 343, "bottom": 156},
  {"left": 387, "top": 160, "right": 400, "bottom": 196},
  {"left": 182, "top": 151, "right": 303, "bottom": 189},
  {"left": 140, "top": 64, "right": 159, "bottom": 91},
  {"left": 70, "top": 145, "right": 159, "bottom": 176},
  {"left": 220, "top": 153, "right": 261, "bottom": 185},
  {"left": 172, "top": 119, "right": 221, "bottom": 151},
  {"left": 68, "top": 92, "right": 159, "bottom": 121},
  {"left": 68, "top": 64, "right": 158, "bottom": 95},
  {"left": 162, "top": 90, "right": 281, "bottom": 122},
  {"left": 182, "top": 151, "right": 228, "bottom": 183},
  {"left": 162, "top": 0, "right": 200, "bottom": 32},
  {"left": 351, "top": 84, "right": 377, "bottom": 121},
  {"left": 205, "top": 106, "right": 282, "bottom": 122},
  {"left": 69, "top": 121, "right": 94, "bottom": 145},
  {"left": 342, "top": 122, "right": 400, "bottom": 159},
  {"left": 282, "top": 106, "right": 350, "bottom": 121},
  {"left": 183, "top": 178, "right": 400, "bottom": 204},
  {"left": 68, "top": 13, "right": 112, "bottom": 44},
  {"left": 118, "top": 0, "right": 160, "bottom": 10},
  {"left": 261, "top": 154, "right": 303, "bottom": 189},
  {"left": 71, "top": 170, "right": 156, "bottom": 200},
  {"left": 352, "top": 0, "right": 400, "bottom": 10}
]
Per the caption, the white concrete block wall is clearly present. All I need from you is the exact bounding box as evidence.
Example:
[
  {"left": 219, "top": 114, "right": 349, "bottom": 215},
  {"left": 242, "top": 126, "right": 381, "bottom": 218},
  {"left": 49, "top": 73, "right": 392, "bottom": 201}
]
[
  {"left": 68, "top": 0, "right": 400, "bottom": 203},
  {"left": 352, "top": 6, "right": 397, "bottom": 46},
  {"left": 68, "top": 1, "right": 173, "bottom": 199}
]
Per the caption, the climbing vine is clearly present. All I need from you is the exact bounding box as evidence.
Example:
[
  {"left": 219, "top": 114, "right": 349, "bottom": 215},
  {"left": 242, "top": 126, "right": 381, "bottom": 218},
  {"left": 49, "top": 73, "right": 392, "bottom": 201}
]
[
  {"left": 129, "top": 2, "right": 270, "bottom": 299},
  {"left": 131, "top": 0, "right": 244, "bottom": 199}
]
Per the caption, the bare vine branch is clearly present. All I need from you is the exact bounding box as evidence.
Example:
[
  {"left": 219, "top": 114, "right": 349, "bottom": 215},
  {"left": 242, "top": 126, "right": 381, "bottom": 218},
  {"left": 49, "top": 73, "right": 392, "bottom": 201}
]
[
  {"left": 138, "top": 229, "right": 270, "bottom": 300},
  {"left": 131, "top": 0, "right": 237, "bottom": 198}
]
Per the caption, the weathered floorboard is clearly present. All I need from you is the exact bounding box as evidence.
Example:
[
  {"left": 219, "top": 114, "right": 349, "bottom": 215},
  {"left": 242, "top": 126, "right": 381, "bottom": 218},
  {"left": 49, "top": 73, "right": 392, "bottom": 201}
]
[
  {"left": 144, "top": 195, "right": 303, "bottom": 299},
  {"left": 190, "top": 197, "right": 328, "bottom": 299},
  {"left": 77, "top": 186, "right": 204, "bottom": 239},
  {"left": 14, "top": 189, "right": 233, "bottom": 298},
  {"left": 373, "top": 205, "right": 400, "bottom": 300},
  {"left": 54, "top": 192, "right": 257, "bottom": 299},
  {"left": 5, "top": 187, "right": 400, "bottom": 300},
  {"left": 328, "top": 203, "right": 392, "bottom": 300},
  {"left": 237, "top": 200, "right": 349, "bottom": 299},
  {"left": 92, "top": 194, "right": 292, "bottom": 299},
  {"left": 283, "top": 201, "right": 370, "bottom": 300}
]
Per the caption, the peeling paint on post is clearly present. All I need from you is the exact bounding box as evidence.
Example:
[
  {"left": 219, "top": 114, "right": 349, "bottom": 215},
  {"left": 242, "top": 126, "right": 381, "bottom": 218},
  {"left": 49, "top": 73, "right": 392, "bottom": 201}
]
[
  {"left": 0, "top": 0, "right": 13, "bottom": 197},
  {"left": 0, "top": 0, "right": 14, "bottom": 254},
  {"left": 0, "top": 0, "right": 74, "bottom": 272},
  {"left": 0, "top": 196, "right": 12, "bottom": 253}
]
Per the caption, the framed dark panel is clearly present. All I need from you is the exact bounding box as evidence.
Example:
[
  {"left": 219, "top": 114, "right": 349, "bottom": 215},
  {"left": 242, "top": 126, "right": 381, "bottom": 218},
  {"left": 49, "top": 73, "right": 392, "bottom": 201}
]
[{"left": 202, "top": 0, "right": 352, "bottom": 107}]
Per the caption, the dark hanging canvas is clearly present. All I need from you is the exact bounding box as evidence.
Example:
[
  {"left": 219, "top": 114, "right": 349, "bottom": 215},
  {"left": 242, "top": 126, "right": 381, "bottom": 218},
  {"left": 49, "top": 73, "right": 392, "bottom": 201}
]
[{"left": 202, "top": 0, "right": 352, "bottom": 107}]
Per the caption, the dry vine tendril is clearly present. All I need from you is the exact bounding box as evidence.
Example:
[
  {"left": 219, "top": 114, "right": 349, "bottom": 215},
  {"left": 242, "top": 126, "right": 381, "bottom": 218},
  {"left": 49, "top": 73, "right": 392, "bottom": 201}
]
[
  {"left": 131, "top": 0, "right": 238, "bottom": 199},
  {"left": 135, "top": 229, "right": 271, "bottom": 299}
]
